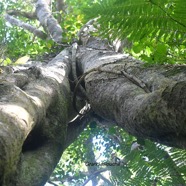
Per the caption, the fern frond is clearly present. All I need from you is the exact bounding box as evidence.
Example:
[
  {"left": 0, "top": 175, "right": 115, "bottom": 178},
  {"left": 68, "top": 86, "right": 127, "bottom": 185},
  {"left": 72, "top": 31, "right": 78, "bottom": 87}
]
[{"left": 84, "top": 0, "right": 186, "bottom": 44}]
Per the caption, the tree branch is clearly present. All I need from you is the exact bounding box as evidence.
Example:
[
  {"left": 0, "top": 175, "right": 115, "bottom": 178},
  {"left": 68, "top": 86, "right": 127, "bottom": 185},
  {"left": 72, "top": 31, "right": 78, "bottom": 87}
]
[
  {"left": 6, "top": 10, "right": 37, "bottom": 20},
  {"left": 5, "top": 14, "right": 47, "bottom": 40},
  {"left": 35, "top": 0, "right": 63, "bottom": 43}
]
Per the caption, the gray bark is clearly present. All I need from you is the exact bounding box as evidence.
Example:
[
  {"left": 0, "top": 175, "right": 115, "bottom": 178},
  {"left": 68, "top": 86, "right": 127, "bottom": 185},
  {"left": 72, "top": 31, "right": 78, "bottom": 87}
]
[
  {"left": 76, "top": 38, "right": 186, "bottom": 148},
  {"left": 5, "top": 0, "right": 63, "bottom": 43},
  {"left": 0, "top": 37, "right": 185, "bottom": 186},
  {"left": 0, "top": 49, "right": 75, "bottom": 185},
  {"left": 35, "top": 0, "right": 63, "bottom": 43},
  {"left": 5, "top": 14, "right": 47, "bottom": 40}
]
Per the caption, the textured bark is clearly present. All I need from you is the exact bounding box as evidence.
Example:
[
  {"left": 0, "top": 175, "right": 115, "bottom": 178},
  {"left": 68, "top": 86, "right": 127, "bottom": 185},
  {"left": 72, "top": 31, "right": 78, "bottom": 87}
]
[
  {"left": 0, "top": 49, "right": 76, "bottom": 185},
  {"left": 5, "top": 0, "right": 63, "bottom": 43},
  {"left": 0, "top": 37, "right": 186, "bottom": 185},
  {"left": 5, "top": 14, "right": 47, "bottom": 40},
  {"left": 76, "top": 38, "right": 186, "bottom": 148},
  {"left": 36, "top": 0, "right": 63, "bottom": 43}
]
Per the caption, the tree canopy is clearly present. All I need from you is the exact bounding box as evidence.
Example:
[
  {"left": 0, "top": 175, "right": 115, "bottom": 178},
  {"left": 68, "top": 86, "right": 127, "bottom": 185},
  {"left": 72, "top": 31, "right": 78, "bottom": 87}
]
[{"left": 0, "top": 0, "right": 186, "bottom": 186}]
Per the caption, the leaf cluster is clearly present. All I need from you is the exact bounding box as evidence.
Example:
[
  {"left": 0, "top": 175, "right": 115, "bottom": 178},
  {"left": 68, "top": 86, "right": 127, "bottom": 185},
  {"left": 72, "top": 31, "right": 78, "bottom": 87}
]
[{"left": 83, "top": 0, "right": 186, "bottom": 64}]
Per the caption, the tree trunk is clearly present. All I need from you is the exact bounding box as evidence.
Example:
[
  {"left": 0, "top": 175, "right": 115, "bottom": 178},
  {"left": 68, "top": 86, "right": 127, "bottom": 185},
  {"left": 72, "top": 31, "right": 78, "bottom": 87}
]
[
  {"left": 76, "top": 37, "right": 186, "bottom": 148},
  {"left": 0, "top": 49, "right": 75, "bottom": 185},
  {"left": 0, "top": 37, "right": 185, "bottom": 185}
]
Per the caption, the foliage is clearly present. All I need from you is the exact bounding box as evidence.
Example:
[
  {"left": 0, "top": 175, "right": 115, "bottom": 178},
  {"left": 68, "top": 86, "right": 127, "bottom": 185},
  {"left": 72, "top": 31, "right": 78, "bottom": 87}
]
[
  {"left": 1, "top": 0, "right": 186, "bottom": 64},
  {"left": 83, "top": 0, "right": 186, "bottom": 64},
  {"left": 50, "top": 124, "right": 186, "bottom": 186},
  {"left": 0, "top": 0, "right": 86, "bottom": 60},
  {"left": 0, "top": 0, "right": 46, "bottom": 60}
]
